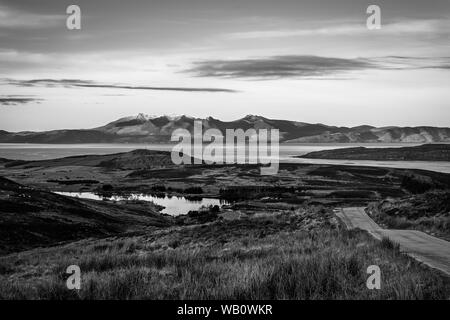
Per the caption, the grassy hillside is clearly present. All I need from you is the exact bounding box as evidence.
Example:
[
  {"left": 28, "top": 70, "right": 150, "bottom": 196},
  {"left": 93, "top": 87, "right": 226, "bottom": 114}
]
[
  {"left": 300, "top": 144, "right": 450, "bottom": 161},
  {"left": 3, "top": 149, "right": 176, "bottom": 170},
  {"left": 1, "top": 208, "right": 449, "bottom": 299},
  {"left": 0, "top": 176, "right": 172, "bottom": 255},
  {"left": 367, "top": 191, "right": 450, "bottom": 241},
  {"left": 1, "top": 150, "right": 450, "bottom": 299}
]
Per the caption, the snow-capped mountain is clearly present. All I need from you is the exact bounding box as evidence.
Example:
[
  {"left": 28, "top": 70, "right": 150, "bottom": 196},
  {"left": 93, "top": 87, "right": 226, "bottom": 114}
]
[{"left": 1, "top": 114, "right": 449, "bottom": 144}]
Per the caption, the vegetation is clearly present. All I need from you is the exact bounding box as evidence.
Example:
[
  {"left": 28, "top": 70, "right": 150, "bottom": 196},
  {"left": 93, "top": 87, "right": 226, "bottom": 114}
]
[
  {"left": 1, "top": 210, "right": 449, "bottom": 300},
  {"left": 0, "top": 177, "right": 171, "bottom": 255},
  {"left": 220, "top": 186, "right": 303, "bottom": 201},
  {"left": 2, "top": 150, "right": 450, "bottom": 300},
  {"left": 183, "top": 186, "right": 204, "bottom": 194},
  {"left": 300, "top": 144, "right": 450, "bottom": 161},
  {"left": 47, "top": 179, "right": 100, "bottom": 185},
  {"left": 367, "top": 191, "right": 450, "bottom": 240},
  {"left": 401, "top": 174, "right": 436, "bottom": 194}
]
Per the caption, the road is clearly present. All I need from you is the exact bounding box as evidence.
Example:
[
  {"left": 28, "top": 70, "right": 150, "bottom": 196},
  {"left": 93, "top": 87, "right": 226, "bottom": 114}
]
[{"left": 335, "top": 207, "right": 450, "bottom": 276}]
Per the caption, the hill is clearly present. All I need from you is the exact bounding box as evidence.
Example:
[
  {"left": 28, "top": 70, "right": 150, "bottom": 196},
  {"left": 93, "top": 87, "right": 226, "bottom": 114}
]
[
  {"left": 300, "top": 144, "right": 450, "bottom": 161},
  {"left": 0, "top": 176, "right": 172, "bottom": 255},
  {"left": 367, "top": 190, "right": 450, "bottom": 241},
  {"left": 3, "top": 149, "right": 176, "bottom": 170},
  {"left": 1, "top": 114, "right": 449, "bottom": 144}
]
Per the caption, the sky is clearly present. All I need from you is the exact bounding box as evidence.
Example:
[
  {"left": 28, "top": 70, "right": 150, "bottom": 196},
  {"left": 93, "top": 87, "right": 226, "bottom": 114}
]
[{"left": 0, "top": 0, "right": 449, "bottom": 131}]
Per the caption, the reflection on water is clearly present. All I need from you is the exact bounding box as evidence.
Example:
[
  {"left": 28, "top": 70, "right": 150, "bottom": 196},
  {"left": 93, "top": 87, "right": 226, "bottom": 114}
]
[{"left": 55, "top": 192, "right": 228, "bottom": 216}]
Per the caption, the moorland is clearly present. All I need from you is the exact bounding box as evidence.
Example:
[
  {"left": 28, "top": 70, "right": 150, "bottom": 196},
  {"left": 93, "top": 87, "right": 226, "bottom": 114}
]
[{"left": 0, "top": 148, "right": 449, "bottom": 299}]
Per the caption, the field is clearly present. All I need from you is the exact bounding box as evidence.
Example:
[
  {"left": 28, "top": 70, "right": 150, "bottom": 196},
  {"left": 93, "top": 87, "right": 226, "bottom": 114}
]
[
  {"left": 1, "top": 150, "right": 449, "bottom": 300},
  {"left": 1, "top": 208, "right": 449, "bottom": 300}
]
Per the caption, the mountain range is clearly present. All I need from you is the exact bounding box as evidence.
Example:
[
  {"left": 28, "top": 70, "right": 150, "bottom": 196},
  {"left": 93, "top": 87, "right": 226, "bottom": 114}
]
[{"left": 1, "top": 113, "right": 449, "bottom": 144}]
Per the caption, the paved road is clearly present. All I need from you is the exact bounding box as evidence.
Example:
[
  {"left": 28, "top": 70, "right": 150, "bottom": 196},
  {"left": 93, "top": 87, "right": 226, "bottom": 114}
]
[{"left": 335, "top": 207, "right": 450, "bottom": 276}]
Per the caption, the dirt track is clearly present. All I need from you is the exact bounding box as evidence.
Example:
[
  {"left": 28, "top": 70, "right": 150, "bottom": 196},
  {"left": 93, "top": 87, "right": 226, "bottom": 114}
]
[{"left": 335, "top": 207, "right": 450, "bottom": 276}]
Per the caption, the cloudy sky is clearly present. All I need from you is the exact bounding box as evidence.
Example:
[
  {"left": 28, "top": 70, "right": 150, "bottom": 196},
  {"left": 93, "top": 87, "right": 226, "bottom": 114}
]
[{"left": 0, "top": 0, "right": 449, "bottom": 131}]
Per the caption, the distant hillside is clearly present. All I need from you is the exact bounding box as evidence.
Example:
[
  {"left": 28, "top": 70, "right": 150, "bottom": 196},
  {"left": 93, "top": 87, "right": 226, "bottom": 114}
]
[
  {"left": 1, "top": 114, "right": 449, "bottom": 144},
  {"left": 3, "top": 149, "right": 176, "bottom": 170},
  {"left": 0, "top": 176, "right": 171, "bottom": 255},
  {"left": 300, "top": 144, "right": 450, "bottom": 161}
]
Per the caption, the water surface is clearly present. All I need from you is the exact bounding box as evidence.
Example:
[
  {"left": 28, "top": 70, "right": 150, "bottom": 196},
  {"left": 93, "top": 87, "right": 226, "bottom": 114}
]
[
  {"left": 55, "top": 191, "right": 227, "bottom": 216},
  {"left": 1, "top": 143, "right": 449, "bottom": 173},
  {"left": 0, "top": 142, "right": 416, "bottom": 161}
]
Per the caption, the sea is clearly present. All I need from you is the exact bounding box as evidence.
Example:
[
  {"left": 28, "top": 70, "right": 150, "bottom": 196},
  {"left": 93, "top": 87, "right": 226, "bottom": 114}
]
[{"left": 0, "top": 143, "right": 449, "bottom": 173}]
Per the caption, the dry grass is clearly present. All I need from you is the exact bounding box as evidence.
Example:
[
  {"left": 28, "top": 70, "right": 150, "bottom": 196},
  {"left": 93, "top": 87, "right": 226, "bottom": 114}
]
[
  {"left": 368, "top": 191, "right": 450, "bottom": 240},
  {"left": 1, "top": 208, "right": 448, "bottom": 300}
]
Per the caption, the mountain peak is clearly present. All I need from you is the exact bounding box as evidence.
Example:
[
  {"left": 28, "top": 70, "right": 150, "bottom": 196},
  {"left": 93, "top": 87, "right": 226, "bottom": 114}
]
[
  {"left": 242, "top": 114, "right": 263, "bottom": 121},
  {"left": 130, "top": 114, "right": 195, "bottom": 122},
  {"left": 136, "top": 113, "right": 151, "bottom": 121}
]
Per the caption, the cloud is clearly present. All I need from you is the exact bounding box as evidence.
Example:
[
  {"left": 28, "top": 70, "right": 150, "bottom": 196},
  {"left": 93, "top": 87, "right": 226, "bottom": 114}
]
[
  {"left": 0, "top": 95, "right": 42, "bottom": 106},
  {"left": 4, "top": 79, "right": 238, "bottom": 93},
  {"left": 185, "top": 56, "right": 377, "bottom": 79},
  {"left": 225, "top": 19, "right": 450, "bottom": 39},
  {"left": 369, "top": 56, "right": 450, "bottom": 70},
  {"left": 0, "top": 5, "right": 64, "bottom": 29},
  {"left": 185, "top": 55, "right": 450, "bottom": 79}
]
